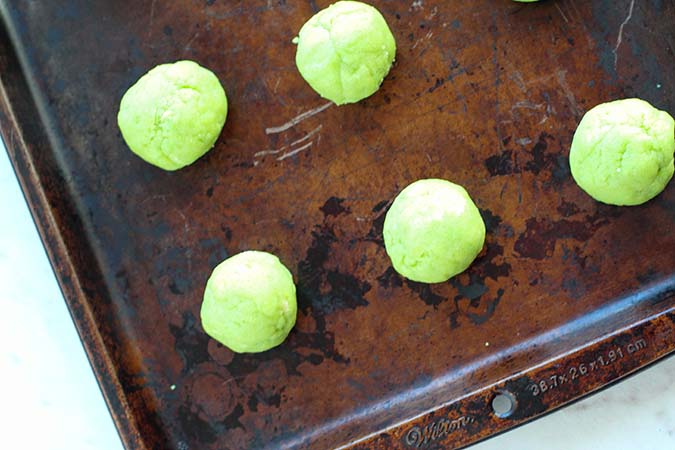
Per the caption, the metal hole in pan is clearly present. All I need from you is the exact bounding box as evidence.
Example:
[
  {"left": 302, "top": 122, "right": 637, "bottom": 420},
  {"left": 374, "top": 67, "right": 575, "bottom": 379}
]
[{"left": 492, "top": 390, "right": 518, "bottom": 418}]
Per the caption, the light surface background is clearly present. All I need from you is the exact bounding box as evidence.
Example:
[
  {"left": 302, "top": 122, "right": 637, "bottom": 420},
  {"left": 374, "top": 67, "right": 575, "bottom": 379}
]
[{"left": 1, "top": 138, "right": 673, "bottom": 450}]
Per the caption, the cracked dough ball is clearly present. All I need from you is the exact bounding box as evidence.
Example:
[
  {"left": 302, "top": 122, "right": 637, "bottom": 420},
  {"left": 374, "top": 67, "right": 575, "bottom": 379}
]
[
  {"left": 201, "top": 251, "right": 297, "bottom": 353},
  {"left": 383, "top": 179, "right": 486, "bottom": 284},
  {"left": 570, "top": 98, "right": 675, "bottom": 206},
  {"left": 117, "top": 60, "right": 228, "bottom": 171},
  {"left": 293, "top": 1, "right": 396, "bottom": 105}
]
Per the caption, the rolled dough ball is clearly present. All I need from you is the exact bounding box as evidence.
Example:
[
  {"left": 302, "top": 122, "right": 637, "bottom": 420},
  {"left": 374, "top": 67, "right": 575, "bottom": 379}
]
[
  {"left": 118, "top": 60, "right": 228, "bottom": 171},
  {"left": 294, "top": 1, "right": 396, "bottom": 105},
  {"left": 570, "top": 98, "right": 675, "bottom": 206},
  {"left": 383, "top": 179, "right": 486, "bottom": 284},
  {"left": 200, "top": 251, "right": 297, "bottom": 353}
]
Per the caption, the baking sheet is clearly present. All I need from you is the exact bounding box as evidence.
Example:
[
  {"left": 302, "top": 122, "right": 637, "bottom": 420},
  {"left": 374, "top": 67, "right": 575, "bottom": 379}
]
[{"left": 0, "top": 1, "right": 674, "bottom": 449}]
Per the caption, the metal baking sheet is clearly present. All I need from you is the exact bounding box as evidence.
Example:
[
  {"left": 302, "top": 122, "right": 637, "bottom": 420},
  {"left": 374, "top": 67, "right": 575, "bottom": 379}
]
[{"left": 1, "top": 1, "right": 674, "bottom": 449}]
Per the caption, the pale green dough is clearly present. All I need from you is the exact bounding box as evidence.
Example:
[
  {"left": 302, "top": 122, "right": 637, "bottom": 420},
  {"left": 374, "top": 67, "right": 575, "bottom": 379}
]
[
  {"left": 200, "top": 251, "right": 297, "bottom": 353},
  {"left": 383, "top": 179, "right": 486, "bottom": 284},
  {"left": 570, "top": 98, "right": 675, "bottom": 206},
  {"left": 118, "top": 60, "right": 228, "bottom": 171},
  {"left": 294, "top": 1, "right": 396, "bottom": 105}
]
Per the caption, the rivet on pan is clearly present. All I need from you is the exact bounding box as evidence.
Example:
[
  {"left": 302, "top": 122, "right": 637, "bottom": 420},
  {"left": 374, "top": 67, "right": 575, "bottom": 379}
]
[{"left": 491, "top": 390, "right": 518, "bottom": 418}]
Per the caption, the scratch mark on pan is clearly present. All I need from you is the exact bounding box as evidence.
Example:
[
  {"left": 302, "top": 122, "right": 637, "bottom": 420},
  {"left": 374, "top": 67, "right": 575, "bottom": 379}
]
[
  {"left": 412, "top": 30, "right": 433, "bottom": 50},
  {"left": 221, "top": 376, "right": 245, "bottom": 387},
  {"left": 613, "top": 0, "right": 636, "bottom": 70},
  {"left": 148, "top": 0, "right": 156, "bottom": 37},
  {"left": 265, "top": 102, "right": 333, "bottom": 134},
  {"left": 290, "top": 125, "right": 323, "bottom": 146},
  {"left": 491, "top": 12, "right": 504, "bottom": 151},
  {"left": 525, "top": 72, "right": 557, "bottom": 86},
  {"left": 183, "top": 32, "right": 200, "bottom": 53},
  {"left": 177, "top": 208, "right": 192, "bottom": 272},
  {"left": 254, "top": 146, "right": 287, "bottom": 158},
  {"left": 375, "top": 199, "right": 394, "bottom": 219},
  {"left": 567, "top": 0, "right": 584, "bottom": 22},
  {"left": 139, "top": 194, "right": 168, "bottom": 206},
  {"left": 410, "top": 0, "right": 424, "bottom": 11},
  {"left": 277, "top": 142, "right": 313, "bottom": 161},
  {"left": 255, "top": 125, "right": 323, "bottom": 164},
  {"left": 555, "top": 70, "right": 582, "bottom": 117},
  {"left": 554, "top": 3, "right": 570, "bottom": 24},
  {"left": 539, "top": 99, "right": 555, "bottom": 125},
  {"left": 511, "top": 101, "right": 545, "bottom": 112},
  {"left": 509, "top": 71, "right": 527, "bottom": 92},
  {"left": 177, "top": 209, "right": 191, "bottom": 235}
]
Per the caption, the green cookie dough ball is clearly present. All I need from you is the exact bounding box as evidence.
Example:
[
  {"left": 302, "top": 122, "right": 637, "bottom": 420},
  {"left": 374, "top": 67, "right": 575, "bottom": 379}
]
[
  {"left": 200, "top": 251, "right": 297, "bottom": 353},
  {"left": 383, "top": 179, "right": 486, "bottom": 284},
  {"left": 570, "top": 98, "right": 675, "bottom": 206},
  {"left": 118, "top": 60, "right": 228, "bottom": 171},
  {"left": 294, "top": 1, "right": 396, "bottom": 105}
]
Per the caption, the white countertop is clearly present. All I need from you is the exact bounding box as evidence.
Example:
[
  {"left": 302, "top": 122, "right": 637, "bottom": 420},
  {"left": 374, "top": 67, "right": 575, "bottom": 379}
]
[{"left": 1, "top": 138, "right": 673, "bottom": 450}]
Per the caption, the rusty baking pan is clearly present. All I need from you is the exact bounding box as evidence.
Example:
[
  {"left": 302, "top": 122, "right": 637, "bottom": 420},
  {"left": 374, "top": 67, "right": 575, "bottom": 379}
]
[{"left": 1, "top": 1, "right": 674, "bottom": 449}]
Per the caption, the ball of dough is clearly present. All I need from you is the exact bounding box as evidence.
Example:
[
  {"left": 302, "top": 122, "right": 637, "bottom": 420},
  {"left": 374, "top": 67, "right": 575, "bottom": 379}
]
[
  {"left": 200, "top": 251, "right": 297, "bottom": 353},
  {"left": 383, "top": 179, "right": 486, "bottom": 284},
  {"left": 569, "top": 98, "right": 675, "bottom": 206},
  {"left": 118, "top": 60, "right": 228, "bottom": 171},
  {"left": 294, "top": 1, "right": 396, "bottom": 105}
]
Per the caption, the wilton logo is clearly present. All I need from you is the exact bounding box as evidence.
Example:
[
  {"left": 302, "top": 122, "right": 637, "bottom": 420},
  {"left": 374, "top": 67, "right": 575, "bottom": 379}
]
[{"left": 404, "top": 415, "right": 474, "bottom": 448}]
